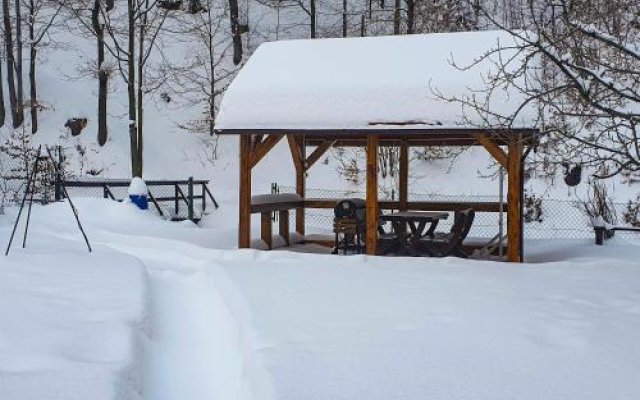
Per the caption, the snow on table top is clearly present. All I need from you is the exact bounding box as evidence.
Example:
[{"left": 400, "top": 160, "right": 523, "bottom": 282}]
[
  {"left": 211, "top": 248, "right": 640, "bottom": 400},
  {"left": 251, "top": 193, "right": 303, "bottom": 205},
  {"left": 216, "top": 30, "right": 539, "bottom": 131}
]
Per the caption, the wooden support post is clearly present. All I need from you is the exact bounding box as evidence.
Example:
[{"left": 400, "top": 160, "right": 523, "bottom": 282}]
[
  {"left": 288, "top": 134, "right": 306, "bottom": 237},
  {"left": 399, "top": 140, "right": 408, "bottom": 211},
  {"left": 239, "top": 135, "right": 252, "bottom": 248},
  {"left": 261, "top": 211, "right": 272, "bottom": 249},
  {"left": 507, "top": 134, "right": 523, "bottom": 262},
  {"left": 366, "top": 134, "right": 379, "bottom": 255},
  {"left": 279, "top": 209, "right": 290, "bottom": 246}
]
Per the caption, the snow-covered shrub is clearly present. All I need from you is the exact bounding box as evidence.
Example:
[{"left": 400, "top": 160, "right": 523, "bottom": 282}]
[
  {"left": 622, "top": 196, "right": 640, "bottom": 227},
  {"left": 579, "top": 180, "right": 617, "bottom": 226},
  {"left": 523, "top": 192, "right": 543, "bottom": 223}
]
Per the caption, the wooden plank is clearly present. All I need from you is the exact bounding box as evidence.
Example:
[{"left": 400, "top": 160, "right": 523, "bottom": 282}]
[
  {"left": 303, "top": 238, "right": 334, "bottom": 248},
  {"left": 250, "top": 201, "right": 303, "bottom": 214},
  {"left": 217, "top": 127, "right": 541, "bottom": 139},
  {"left": 474, "top": 133, "right": 508, "bottom": 168},
  {"left": 305, "top": 140, "right": 336, "bottom": 169},
  {"left": 239, "top": 135, "right": 252, "bottom": 248},
  {"left": 399, "top": 140, "right": 408, "bottom": 211},
  {"left": 366, "top": 134, "right": 379, "bottom": 255},
  {"left": 261, "top": 212, "right": 273, "bottom": 250},
  {"left": 250, "top": 134, "right": 283, "bottom": 168},
  {"left": 507, "top": 134, "right": 523, "bottom": 262},
  {"left": 279, "top": 210, "right": 290, "bottom": 246}
]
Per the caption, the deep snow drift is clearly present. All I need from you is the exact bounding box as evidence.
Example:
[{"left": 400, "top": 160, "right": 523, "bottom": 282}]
[
  {"left": 1, "top": 198, "right": 639, "bottom": 400},
  {"left": 0, "top": 231, "right": 147, "bottom": 400}
]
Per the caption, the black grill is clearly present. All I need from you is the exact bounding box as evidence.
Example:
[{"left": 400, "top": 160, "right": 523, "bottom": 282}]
[
  {"left": 333, "top": 198, "right": 366, "bottom": 220},
  {"left": 333, "top": 198, "right": 366, "bottom": 254}
]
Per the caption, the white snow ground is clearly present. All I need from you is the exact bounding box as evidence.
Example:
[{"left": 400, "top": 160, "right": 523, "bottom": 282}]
[{"left": 1, "top": 199, "right": 639, "bottom": 400}]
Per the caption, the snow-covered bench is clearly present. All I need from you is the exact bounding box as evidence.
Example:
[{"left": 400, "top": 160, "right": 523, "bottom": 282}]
[{"left": 251, "top": 194, "right": 304, "bottom": 249}]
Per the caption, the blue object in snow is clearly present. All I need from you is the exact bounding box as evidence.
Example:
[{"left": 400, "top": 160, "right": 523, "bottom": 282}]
[
  {"left": 128, "top": 177, "right": 148, "bottom": 210},
  {"left": 129, "top": 194, "right": 148, "bottom": 210}
]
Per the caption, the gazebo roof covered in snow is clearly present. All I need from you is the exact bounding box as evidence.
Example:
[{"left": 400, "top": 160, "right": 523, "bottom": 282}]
[{"left": 215, "top": 30, "right": 539, "bottom": 134}]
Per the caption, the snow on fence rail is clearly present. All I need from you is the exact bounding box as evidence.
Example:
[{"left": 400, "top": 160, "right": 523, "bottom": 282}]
[{"left": 276, "top": 185, "right": 634, "bottom": 240}]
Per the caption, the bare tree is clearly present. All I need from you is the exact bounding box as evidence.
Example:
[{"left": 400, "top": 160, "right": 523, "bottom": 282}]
[
  {"left": 3, "top": 0, "right": 21, "bottom": 127},
  {"left": 455, "top": 0, "right": 640, "bottom": 181},
  {"left": 0, "top": 50, "right": 5, "bottom": 126},
  {"left": 166, "top": 0, "right": 238, "bottom": 153},
  {"left": 24, "top": 0, "right": 63, "bottom": 134},
  {"left": 66, "top": 0, "right": 171, "bottom": 176},
  {"left": 13, "top": 0, "right": 23, "bottom": 127},
  {"left": 90, "top": 0, "right": 109, "bottom": 144}
]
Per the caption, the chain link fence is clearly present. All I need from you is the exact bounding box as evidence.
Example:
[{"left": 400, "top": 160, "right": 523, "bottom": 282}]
[
  {"left": 0, "top": 146, "right": 62, "bottom": 213},
  {"left": 0, "top": 147, "right": 217, "bottom": 221},
  {"left": 276, "top": 185, "right": 637, "bottom": 241},
  {"left": 63, "top": 179, "right": 218, "bottom": 221}
]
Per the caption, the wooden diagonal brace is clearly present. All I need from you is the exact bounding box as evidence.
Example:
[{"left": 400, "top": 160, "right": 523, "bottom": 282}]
[
  {"left": 305, "top": 140, "right": 336, "bottom": 169},
  {"left": 474, "top": 133, "right": 508, "bottom": 168},
  {"left": 250, "top": 134, "right": 283, "bottom": 168},
  {"left": 287, "top": 134, "right": 304, "bottom": 172}
]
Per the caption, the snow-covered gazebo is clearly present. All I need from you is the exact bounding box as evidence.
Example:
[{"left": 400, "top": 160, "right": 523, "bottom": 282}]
[{"left": 215, "top": 30, "right": 540, "bottom": 262}]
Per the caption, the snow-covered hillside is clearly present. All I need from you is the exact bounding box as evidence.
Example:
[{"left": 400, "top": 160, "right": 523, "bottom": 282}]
[{"left": 1, "top": 12, "right": 637, "bottom": 206}]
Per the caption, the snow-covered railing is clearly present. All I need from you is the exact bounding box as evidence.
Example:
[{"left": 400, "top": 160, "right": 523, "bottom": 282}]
[{"left": 63, "top": 178, "right": 219, "bottom": 222}]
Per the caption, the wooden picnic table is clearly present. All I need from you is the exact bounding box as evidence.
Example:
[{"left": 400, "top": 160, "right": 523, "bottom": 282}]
[{"left": 379, "top": 211, "right": 449, "bottom": 255}]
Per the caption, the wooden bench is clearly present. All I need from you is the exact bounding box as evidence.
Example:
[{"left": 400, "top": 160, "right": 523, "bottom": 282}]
[
  {"left": 251, "top": 194, "right": 303, "bottom": 249},
  {"left": 594, "top": 225, "right": 640, "bottom": 245}
]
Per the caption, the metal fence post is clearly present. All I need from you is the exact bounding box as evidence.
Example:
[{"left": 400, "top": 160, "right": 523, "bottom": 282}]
[
  {"left": 187, "top": 176, "right": 194, "bottom": 221},
  {"left": 174, "top": 184, "right": 179, "bottom": 216},
  {"left": 271, "top": 182, "right": 279, "bottom": 221},
  {"left": 54, "top": 146, "right": 63, "bottom": 201},
  {"left": 202, "top": 182, "right": 206, "bottom": 214}
]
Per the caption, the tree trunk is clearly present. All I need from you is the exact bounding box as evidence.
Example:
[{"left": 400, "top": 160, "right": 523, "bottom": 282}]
[
  {"left": 29, "top": 45, "right": 36, "bottom": 133},
  {"left": 14, "top": 0, "right": 24, "bottom": 127},
  {"left": 136, "top": 0, "right": 147, "bottom": 177},
  {"left": 127, "top": 0, "right": 140, "bottom": 177},
  {"left": 0, "top": 53, "right": 5, "bottom": 127},
  {"left": 406, "top": 0, "right": 415, "bottom": 34},
  {"left": 309, "top": 0, "right": 316, "bottom": 38},
  {"left": 228, "top": 0, "right": 242, "bottom": 65},
  {"left": 393, "top": 0, "right": 401, "bottom": 34},
  {"left": 92, "top": 0, "right": 108, "bottom": 146},
  {"left": 28, "top": 0, "right": 36, "bottom": 133},
  {"left": 3, "top": 0, "right": 19, "bottom": 128},
  {"left": 342, "top": 0, "right": 347, "bottom": 37},
  {"left": 208, "top": 20, "right": 215, "bottom": 137}
]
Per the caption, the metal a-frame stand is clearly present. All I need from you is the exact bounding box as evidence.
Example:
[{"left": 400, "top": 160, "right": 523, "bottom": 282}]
[{"left": 5, "top": 145, "right": 92, "bottom": 256}]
